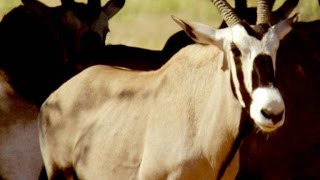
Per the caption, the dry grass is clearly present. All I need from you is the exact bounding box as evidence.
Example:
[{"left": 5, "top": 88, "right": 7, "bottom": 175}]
[{"left": 0, "top": 0, "right": 319, "bottom": 49}]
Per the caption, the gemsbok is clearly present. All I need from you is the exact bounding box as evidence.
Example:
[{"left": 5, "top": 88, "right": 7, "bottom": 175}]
[
  {"left": 0, "top": 0, "right": 124, "bottom": 179},
  {"left": 38, "top": 0, "right": 296, "bottom": 179},
  {"left": 236, "top": 19, "right": 320, "bottom": 179},
  {"left": 0, "top": 70, "right": 41, "bottom": 180},
  {"left": 0, "top": 0, "right": 125, "bottom": 106}
]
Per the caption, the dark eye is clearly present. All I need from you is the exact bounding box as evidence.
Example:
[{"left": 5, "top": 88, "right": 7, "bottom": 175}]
[{"left": 231, "top": 43, "right": 241, "bottom": 57}]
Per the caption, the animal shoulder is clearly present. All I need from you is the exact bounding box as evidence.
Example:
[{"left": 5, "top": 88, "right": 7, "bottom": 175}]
[
  {"left": 68, "top": 43, "right": 223, "bottom": 82},
  {"left": 48, "top": 43, "right": 225, "bottom": 104}
]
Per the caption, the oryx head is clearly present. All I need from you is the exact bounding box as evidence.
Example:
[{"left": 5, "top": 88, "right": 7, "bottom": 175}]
[
  {"left": 23, "top": 0, "right": 124, "bottom": 59},
  {"left": 173, "top": 0, "right": 296, "bottom": 132},
  {"left": 60, "top": 0, "right": 125, "bottom": 57}
]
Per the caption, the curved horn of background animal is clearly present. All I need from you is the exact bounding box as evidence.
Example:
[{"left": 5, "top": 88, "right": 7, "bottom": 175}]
[
  {"left": 269, "top": 0, "right": 276, "bottom": 10},
  {"left": 273, "top": 0, "right": 299, "bottom": 23},
  {"left": 257, "top": 0, "right": 271, "bottom": 25},
  {"left": 210, "top": 0, "right": 241, "bottom": 26},
  {"left": 235, "top": 0, "right": 247, "bottom": 13},
  {"left": 234, "top": 0, "right": 247, "bottom": 19},
  {"left": 102, "top": 0, "right": 125, "bottom": 19}
]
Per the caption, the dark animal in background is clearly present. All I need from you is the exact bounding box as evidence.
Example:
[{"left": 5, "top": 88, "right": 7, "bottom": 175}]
[
  {"left": 0, "top": 0, "right": 124, "bottom": 179},
  {"left": 0, "top": 0, "right": 124, "bottom": 107},
  {"left": 237, "top": 20, "right": 320, "bottom": 179}
]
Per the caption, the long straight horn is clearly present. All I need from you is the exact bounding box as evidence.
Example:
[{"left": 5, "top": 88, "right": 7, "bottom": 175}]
[
  {"left": 235, "top": 0, "right": 247, "bottom": 12},
  {"left": 211, "top": 0, "right": 241, "bottom": 27},
  {"left": 273, "top": 0, "right": 299, "bottom": 21},
  {"left": 257, "top": 0, "right": 271, "bottom": 25},
  {"left": 268, "top": 0, "right": 276, "bottom": 10},
  {"left": 234, "top": 0, "right": 249, "bottom": 20},
  {"left": 102, "top": 0, "right": 125, "bottom": 19}
]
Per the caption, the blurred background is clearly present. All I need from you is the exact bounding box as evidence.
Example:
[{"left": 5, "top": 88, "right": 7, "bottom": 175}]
[{"left": 0, "top": 0, "right": 319, "bottom": 49}]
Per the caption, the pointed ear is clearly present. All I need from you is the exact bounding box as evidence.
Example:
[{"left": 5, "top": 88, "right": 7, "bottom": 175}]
[
  {"left": 273, "top": 13, "right": 298, "bottom": 40},
  {"left": 102, "top": 0, "right": 125, "bottom": 19},
  {"left": 62, "top": 11, "right": 81, "bottom": 31},
  {"left": 171, "top": 16, "right": 230, "bottom": 48}
]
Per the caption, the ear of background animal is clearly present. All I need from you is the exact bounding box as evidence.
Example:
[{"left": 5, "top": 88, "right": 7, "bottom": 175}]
[
  {"left": 62, "top": 10, "right": 82, "bottom": 31},
  {"left": 102, "top": 0, "right": 125, "bottom": 19},
  {"left": 273, "top": 13, "right": 298, "bottom": 40}
]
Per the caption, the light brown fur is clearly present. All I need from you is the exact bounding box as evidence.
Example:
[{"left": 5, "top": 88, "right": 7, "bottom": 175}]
[
  {"left": 39, "top": 44, "right": 243, "bottom": 179},
  {"left": 0, "top": 70, "right": 42, "bottom": 180}
]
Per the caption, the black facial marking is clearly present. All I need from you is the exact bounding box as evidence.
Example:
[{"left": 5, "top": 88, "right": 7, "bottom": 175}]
[
  {"left": 241, "top": 22, "right": 270, "bottom": 40},
  {"left": 51, "top": 166, "right": 79, "bottom": 180},
  {"left": 184, "top": 23, "right": 197, "bottom": 40},
  {"left": 231, "top": 42, "right": 241, "bottom": 57},
  {"left": 230, "top": 74, "right": 237, "bottom": 100},
  {"left": 230, "top": 43, "right": 252, "bottom": 108},
  {"left": 252, "top": 54, "right": 275, "bottom": 90}
]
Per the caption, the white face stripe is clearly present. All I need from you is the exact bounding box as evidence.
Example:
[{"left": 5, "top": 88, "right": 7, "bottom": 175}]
[{"left": 228, "top": 50, "right": 246, "bottom": 107}]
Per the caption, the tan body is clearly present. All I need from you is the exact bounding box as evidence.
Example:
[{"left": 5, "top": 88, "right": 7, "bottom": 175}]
[
  {"left": 40, "top": 44, "right": 242, "bottom": 179},
  {"left": 0, "top": 71, "right": 42, "bottom": 180}
]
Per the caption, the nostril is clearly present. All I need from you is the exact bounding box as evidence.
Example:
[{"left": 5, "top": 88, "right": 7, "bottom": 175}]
[
  {"left": 261, "top": 109, "right": 284, "bottom": 124},
  {"left": 261, "top": 108, "right": 271, "bottom": 119}
]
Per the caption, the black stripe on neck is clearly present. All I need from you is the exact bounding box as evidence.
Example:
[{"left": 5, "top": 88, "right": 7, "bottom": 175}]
[{"left": 217, "top": 110, "right": 253, "bottom": 180}]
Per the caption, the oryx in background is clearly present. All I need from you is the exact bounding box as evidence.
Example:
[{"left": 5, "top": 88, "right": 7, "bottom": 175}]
[
  {"left": 0, "top": 0, "right": 125, "bottom": 106},
  {"left": 0, "top": 0, "right": 124, "bottom": 179}
]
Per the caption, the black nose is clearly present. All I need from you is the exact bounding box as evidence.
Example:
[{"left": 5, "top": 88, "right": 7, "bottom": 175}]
[{"left": 261, "top": 109, "right": 284, "bottom": 124}]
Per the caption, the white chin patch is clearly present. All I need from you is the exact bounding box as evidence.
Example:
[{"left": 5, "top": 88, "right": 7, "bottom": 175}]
[{"left": 250, "top": 87, "right": 285, "bottom": 132}]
